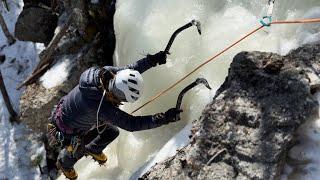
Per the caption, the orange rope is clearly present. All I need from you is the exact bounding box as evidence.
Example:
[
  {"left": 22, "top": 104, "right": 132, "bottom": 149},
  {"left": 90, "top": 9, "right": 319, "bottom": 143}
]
[
  {"left": 131, "top": 18, "right": 320, "bottom": 114},
  {"left": 271, "top": 18, "right": 320, "bottom": 24}
]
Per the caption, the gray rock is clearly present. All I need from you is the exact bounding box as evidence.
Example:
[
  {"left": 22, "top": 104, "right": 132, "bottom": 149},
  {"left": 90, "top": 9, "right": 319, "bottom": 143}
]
[
  {"left": 19, "top": 52, "right": 91, "bottom": 133},
  {"left": 15, "top": 7, "right": 58, "bottom": 43},
  {"left": 17, "top": 0, "right": 116, "bottom": 178},
  {"left": 19, "top": 0, "right": 117, "bottom": 134},
  {"left": 141, "top": 42, "right": 320, "bottom": 179},
  {"left": 23, "top": 0, "right": 52, "bottom": 6}
]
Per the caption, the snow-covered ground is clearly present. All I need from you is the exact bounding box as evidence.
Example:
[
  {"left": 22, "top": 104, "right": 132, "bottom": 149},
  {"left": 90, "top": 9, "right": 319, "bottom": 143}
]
[{"left": 0, "top": 1, "right": 44, "bottom": 179}]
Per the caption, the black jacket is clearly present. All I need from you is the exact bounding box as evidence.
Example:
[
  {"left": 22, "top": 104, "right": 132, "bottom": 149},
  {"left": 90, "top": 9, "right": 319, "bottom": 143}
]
[{"left": 61, "top": 56, "right": 163, "bottom": 132}]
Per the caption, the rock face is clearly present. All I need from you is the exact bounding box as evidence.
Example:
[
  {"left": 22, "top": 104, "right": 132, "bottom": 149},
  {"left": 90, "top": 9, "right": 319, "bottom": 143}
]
[
  {"left": 23, "top": 0, "right": 52, "bottom": 6},
  {"left": 18, "top": 1, "right": 117, "bottom": 177},
  {"left": 15, "top": 6, "right": 58, "bottom": 44},
  {"left": 19, "top": 60, "right": 84, "bottom": 133},
  {"left": 19, "top": 0, "right": 116, "bottom": 134},
  {"left": 142, "top": 42, "right": 320, "bottom": 179}
]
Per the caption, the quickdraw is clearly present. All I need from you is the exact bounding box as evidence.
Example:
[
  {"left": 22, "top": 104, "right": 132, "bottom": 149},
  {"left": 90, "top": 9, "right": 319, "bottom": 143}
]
[
  {"left": 47, "top": 123, "right": 64, "bottom": 147},
  {"left": 260, "top": 0, "right": 276, "bottom": 27},
  {"left": 260, "top": 16, "right": 272, "bottom": 27}
]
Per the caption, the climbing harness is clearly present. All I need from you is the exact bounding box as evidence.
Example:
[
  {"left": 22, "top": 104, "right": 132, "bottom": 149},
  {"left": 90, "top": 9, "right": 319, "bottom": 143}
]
[
  {"left": 131, "top": 18, "right": 320, "bottom": 114},
  {"left": 47, "top": 123, "right": 62, "bottom": 147},
  {"left": 175, "top": 78, "right": 211, "bottom": 120},
  {"left": 260, "top": 0, "right": 276, "bottom": 26}
]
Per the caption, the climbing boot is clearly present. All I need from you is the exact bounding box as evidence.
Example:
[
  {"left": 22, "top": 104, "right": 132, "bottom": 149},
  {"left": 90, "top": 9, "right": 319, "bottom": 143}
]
[
  {"left": 86, "top": 151, "right": 108, "bottom": 165},
  {"left": 56, "top": 161, "right": 78, "bottom": 180}
]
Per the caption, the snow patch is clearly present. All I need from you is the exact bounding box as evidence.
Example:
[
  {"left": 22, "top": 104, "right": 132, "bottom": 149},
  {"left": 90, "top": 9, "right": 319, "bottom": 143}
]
[{"left": 40, "top": 57, "right": 72, "bottom": 89}]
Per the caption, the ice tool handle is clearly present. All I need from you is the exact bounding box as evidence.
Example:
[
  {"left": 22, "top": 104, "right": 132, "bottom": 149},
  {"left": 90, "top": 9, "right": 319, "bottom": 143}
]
[
  {"left": 164, "top": 19, "right": 201, "bottom": 54},
  {"left": 175, "top": 78, "right": 211, "bottom": 120}
]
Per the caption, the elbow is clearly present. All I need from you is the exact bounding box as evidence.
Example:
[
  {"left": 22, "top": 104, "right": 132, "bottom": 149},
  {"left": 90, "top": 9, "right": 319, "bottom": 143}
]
[
  {"left": 124, "top": 119, "right": 143, "bottom": 132},
  {"left": 122, "top": 125, "right": 136, "bottom": 132},
  {"left": 127, "top": 128, "right": 135, "bottom": 132},
  {"left": 120, "top": 120, "right": 137, "bottom": 132}
]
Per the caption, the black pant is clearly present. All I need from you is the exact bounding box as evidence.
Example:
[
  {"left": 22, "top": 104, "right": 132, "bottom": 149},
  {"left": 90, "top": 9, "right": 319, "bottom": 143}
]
[{"left": 58, "top": 124, "right": 119, "bottom": 169}]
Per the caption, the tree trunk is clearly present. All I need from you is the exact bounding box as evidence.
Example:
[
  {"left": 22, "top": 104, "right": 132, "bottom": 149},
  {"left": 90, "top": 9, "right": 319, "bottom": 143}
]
[
  {"left": 0, "top": 11, "right": 15, "bottom": 45},
  {"left": 2, "top": 0, "right": 9, "bottom": 11},
  {"left": 0, "top": 69, "right": 18, "bottom": 123}
]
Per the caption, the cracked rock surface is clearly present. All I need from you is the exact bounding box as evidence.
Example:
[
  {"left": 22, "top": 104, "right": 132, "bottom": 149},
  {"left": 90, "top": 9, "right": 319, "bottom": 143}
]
[{"left": 142, "top": 42, "right": 320, "bottom": 180}]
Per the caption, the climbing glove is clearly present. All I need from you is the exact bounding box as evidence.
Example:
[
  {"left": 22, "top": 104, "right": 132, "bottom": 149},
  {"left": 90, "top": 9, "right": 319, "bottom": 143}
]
[
  {"left": 153, "top": 108, "right": 183, "bottom": 125},
  {"left": 148, "top": 51, "right": 167, "bottom": 65}
]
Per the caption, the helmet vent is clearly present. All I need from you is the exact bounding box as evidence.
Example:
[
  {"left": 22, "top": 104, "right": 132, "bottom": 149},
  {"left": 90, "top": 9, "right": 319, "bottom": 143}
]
[
  {"left": 131, "top": 96, "right": 138, "bottom": 101},
  {"left": 129, "top": 74, "right": 135, "bottom": 77},
  {"left": 128, "top": 79, "right": 137, "bottom": 84},
  {"left": 122, "top": 80, "right": 128, "bottom": 84},
  {"left": 129, "top": 87, "right": 139, "bottom": 95}
]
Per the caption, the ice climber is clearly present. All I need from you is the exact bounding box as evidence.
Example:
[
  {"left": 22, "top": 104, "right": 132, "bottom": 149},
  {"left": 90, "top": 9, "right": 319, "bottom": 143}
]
[{"left": 47, "top": 51, "right": 183, "bottom": 179}]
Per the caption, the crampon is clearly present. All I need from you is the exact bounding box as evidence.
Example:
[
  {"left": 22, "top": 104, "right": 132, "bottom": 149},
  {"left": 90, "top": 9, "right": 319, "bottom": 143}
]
[
  {"left": 56, "top": 161, "right": 78, "bottom": 180},
  {"left": 86, "top": 151, "right": 108, "bottom": 165}
]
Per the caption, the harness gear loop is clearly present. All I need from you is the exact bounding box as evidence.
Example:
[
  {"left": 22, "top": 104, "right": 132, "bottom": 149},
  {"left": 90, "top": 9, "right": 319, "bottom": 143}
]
[
  {"left": 55, "top": 131, "right": 65, "bottom": 147},
  {"left": 260, "top": 16, "right": 272, "bottom": 27}
]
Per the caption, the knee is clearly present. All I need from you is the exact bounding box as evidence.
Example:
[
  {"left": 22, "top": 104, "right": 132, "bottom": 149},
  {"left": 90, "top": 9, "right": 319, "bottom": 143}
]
[
  {"left": 111, "top": 126, "right": 120, "bottom": 139},
  {"left": 108, "top": 126, "right": 120, "bottom": 139},
  {"left": 101, "top": 125, "right": 120, "bottom": 140}
]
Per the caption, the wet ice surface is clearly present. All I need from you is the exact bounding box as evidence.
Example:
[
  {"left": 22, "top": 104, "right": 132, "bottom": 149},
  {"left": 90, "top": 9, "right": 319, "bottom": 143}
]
[
  {"left": 69, "top": 0, "right": 320, "bottom": 179},
  {"left": 281, "top": 93, "right": 320, "bottom": 180}
]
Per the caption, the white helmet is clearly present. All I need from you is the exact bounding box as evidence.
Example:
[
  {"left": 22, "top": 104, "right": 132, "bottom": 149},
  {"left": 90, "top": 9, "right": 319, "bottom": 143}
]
[{"left": 108, "top": 69, "right": 143, "bottom": 102}]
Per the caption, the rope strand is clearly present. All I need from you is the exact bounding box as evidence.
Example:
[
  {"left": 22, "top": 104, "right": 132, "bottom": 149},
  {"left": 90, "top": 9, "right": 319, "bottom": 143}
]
[{"left": 131, "top": 18, "right": 320, "bottom": 114}]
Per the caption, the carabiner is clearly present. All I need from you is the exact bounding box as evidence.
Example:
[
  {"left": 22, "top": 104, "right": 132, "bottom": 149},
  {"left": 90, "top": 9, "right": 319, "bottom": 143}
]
[{"left": 260, "top": 16, "right": 272, "bottom": 27}]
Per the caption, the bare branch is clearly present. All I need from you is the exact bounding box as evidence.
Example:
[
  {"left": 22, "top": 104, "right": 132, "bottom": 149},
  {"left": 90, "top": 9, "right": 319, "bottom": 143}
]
[
  {"left": 0, "top": 69, "right": 18, "bottom": 123},
  {"left": 2, "top": 0, "right": 9, "bottom": 12},
  {"left": 0, "top": 10, "right": 15, "bottom": 45}
]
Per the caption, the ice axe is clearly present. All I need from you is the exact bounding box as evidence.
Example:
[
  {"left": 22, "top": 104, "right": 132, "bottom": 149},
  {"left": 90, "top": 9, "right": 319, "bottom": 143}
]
[
  {"left": 175, "top": 78, "right": 211, "bottom": 120},
  {"left": 164, "top": 19, "right": 201, "bottom": 54}
]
